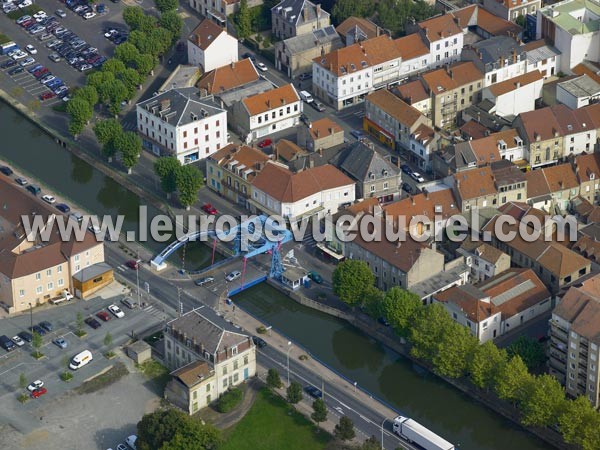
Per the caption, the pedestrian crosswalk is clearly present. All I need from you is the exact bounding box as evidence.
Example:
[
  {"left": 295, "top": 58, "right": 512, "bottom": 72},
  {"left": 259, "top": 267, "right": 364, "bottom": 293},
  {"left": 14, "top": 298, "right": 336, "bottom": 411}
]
[
  {"left": 122, "top": 121, "right": 137, "bottom": 131},
  {"left": 143, "top": 304, "right": 166, "bottom": 320}
]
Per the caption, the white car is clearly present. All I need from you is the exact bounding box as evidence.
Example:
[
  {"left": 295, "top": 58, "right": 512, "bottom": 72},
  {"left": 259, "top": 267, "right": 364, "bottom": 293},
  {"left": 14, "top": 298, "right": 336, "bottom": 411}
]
[
  {"left": 108, "top": 304, "right": 125, "bottom": 319},
  {"left": 27, "top": 380, "right": 44, "bottom": 392},
  {"left": 11, "top": 336, "right": 25, "bottom": 347},
  {"left": 125, "top": 435, "right": 137, "bottom": 450},
  {"left": 104, "top": 29, "right": 118, "bottom": 38},
  {"left": 411, "top": 172, "right": 425, "bottom": 183},
  {"left": 255, "top": 62, "right": 268, "bottom": 72},
  {"left": 18, "top": 0, "right": 33, "bottom": 8},
  {"left": 33, "top": 11, "right": 47, "bottom": 21},
  {"left": 25, "top": 44, "right": 37, "bottom": 54},
  {"left": 83, "top": 11, "right": 96, "bottom": 19},
  {"left": 41, "top": 194, "right": 56, "bottom": 204},
  {"left": 10, "top": 50, "right": 27, "bottom": 60},
  {"left": 19, "top": 57, "right": 35, "bottom": 67},
  {"left": 225, "top": 270, "right": 242, "bottom": 282}
]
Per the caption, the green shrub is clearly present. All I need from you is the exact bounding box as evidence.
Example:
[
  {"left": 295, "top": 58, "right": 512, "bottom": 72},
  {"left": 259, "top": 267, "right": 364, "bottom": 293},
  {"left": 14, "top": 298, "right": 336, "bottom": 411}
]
[
  {"left": 216, "top": 387, "right": 243, "bottom": 413},
  {"left": 60, "top": 372, "right": 73, "bottom": 382},
  {"left": 256, "top": 326, "right": 267, "bottom": 334},
  {"left": 8, "top": 5, "right": 41, "bottom": 19}
]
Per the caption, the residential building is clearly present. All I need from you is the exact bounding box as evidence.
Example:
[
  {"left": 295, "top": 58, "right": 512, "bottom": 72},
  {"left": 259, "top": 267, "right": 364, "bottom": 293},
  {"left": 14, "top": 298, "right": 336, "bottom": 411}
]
[
  {"left": 491, "top": 159, "right": 528, "bottom": 205},
  {"left": 483, "top": 0, "right": 542, "bottom": 21},
  {"left": 549, "top": 274, "right": 600, "bottom": 406},
  {"left": 553, "top": 103, "right": 598, "bottom": 157},
  {"left": 410, "top": 259, "right": 471, "bottom": 304},
  {"left": 0, "top": 178, "right": 107, "bottom": 314},
  {"left": 296, "top": 117, "right": 344, "bottom": 152},
  {"left": 206, "top": 144, "right": 270, "bottom": 207},
  {"left": 230, "top": 84, "right": 302, "bottom": 143},
  {"left": 335, "top": 16, "right": 383, "bottom": 46},
  {"left": 393, "top": 80, "right": 432, "bottom": 118},
  {"left": 249, "top": 162, "right": 356, "bottom": 221},
  {"left": 421, "top": 61, "right": 484, "bottom": 129},
  {"left": 536, "top": 0, "right": 600, "bottom": 73},
  {"left": 330, "top": 141, "right": 401, "bottom": 202},
  {"left": 482, "top": 70, "right": 544, "bottom": 118},
  {"left": 556, "top": 75, "right": 600, "bottom": 109},
  {"left": 513, "top": 107, "right": 564, "bottom": 168},
  {"left": 271, "top": 0, "right": 330, "bottom": 40},
  {"left": 273, "top": 139, "right": 308, "bottom": 163},
  {"left": 458, "top": 240, "right": 511, "bottom": 282},
  {"left": 572, "top": 60, "right": 600, "bottom": 84},
  {"left": 433, "top": 137, "right": 502, "bottom": 177},
  {"left": 416, "top": 13, "right": 464, "bottom": 68},
  {"left": 187, "top": 19, "right": 238, "bottom": 73},
  {"left": 364, "top": 88, "right": 432, "bottom": 151},
  {"left": 523, "top": 39, "right": 561, "bottom": 79},
  {"left": 188, "top": 0, "right": 262, "bottom": 26},
  {"left": 526, "top": 162, "right": 580, "bottom": 211},
  {"left": 462, "top": 36, "right": 527, "bottom": 87},
  {"left": 409, "top": 124, "right": 439, "bottom": 172},
  {"left": 275, "top": 25, "right": 342, "bottom": 78},
  {"left": 136, "top": 88, "right": 227, "bottom": 164},
  {"left": 163, "top": 309, "right": 257, "bottom": 414},
  {"left": 434, "top": 269, "right": 552, "bottom": 342},
  {"left": 197, "top": 58, "right": 261, "bottom": 97},
  {"left": 448, "top": 4, "right": 523, "bottom": 39},
  {"left": 452, "top": 165, "right": 499, "bottom": 211},
  {"left": 573, "top": 152, "right": 600, "bottom": 204}
]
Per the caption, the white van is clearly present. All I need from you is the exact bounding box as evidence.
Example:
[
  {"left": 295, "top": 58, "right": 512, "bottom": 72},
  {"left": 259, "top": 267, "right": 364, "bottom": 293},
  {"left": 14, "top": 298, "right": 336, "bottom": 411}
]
[
  {"left": 69, "top": 350, "right": 93, "bottom": 370},
  {"left": 299, "top": 90, "right": 313, "bottom": 103}
]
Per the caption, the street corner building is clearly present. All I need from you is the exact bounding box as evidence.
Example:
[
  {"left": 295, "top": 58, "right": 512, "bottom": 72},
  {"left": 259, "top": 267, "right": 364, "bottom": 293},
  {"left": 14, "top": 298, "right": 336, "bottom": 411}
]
[{"left": 164, "top": 308, "right": 257, "bottom": 414}]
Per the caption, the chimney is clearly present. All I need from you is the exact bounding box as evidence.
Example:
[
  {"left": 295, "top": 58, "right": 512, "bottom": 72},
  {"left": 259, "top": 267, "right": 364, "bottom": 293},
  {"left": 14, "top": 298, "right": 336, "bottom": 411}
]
[
  {"left": 207, "top": 82, "right": 212, "bottom": 93},
  {"left": 512, "top": 48, "right": 517, "bottom": 64},
  {"left": 454, "top": 17, "right": 460, "bottom": 27},
  {"left": 424, "top": 27, "right": 429, "bottom": 37},
  {"left": 195, "top": 34, "right": 201, "bottom": 46},
  {"left": 316, "top": 129, "right": 320, "bottom": 138},
  {"left": 329, "top": 127, "right": 334, "bottom": 135},
  {"left": 319, "top": 148, "right": 323, "bottom": 156},
  {"left": 411, "top": 196, "right": 416, "bottom": 206},
  {"left": 499, "top": 57, "right": 504, "bottom": 68},
  {"left": 281, "top": 98, "right": 286, "bottom": 105},
  {"left": 266, "top": 99, "right": 271, "bottom": 108},
  {"left": 424, "top": 189, "right": 429, "bottom": 199},
  {"left": 316, "top": 3, "right": 321, "bottom": 16},
  {"left": 515, "top": 81, "right": 521, "bottom": 88},
  {"left": 231, "top": 61, "right": 235, "bottom": 69},
  {"left": 303, "top": 6, "right": 308, "bottom": 21},
  {"left": 309, "top": 159, "right": 315, "bottom": 168}
]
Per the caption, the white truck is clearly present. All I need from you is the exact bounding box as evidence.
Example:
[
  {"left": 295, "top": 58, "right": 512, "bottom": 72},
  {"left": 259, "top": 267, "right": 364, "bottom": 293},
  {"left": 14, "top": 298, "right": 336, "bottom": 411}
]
[{"left": 392, "top": 416, "right": 454, "bottom": 450}]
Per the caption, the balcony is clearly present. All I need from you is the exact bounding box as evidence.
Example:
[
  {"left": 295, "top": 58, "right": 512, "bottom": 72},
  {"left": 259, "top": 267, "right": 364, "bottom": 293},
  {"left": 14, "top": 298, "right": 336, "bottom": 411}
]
[
  {"left": 550, "top": 351, "right": 566, "bottom": 363},
  {"left": 551, "top": 329, "right": 568, "bottom": 344},
  {"left": 548, "top": 358, "right": 566, "bottom": 373},
  {"left": 550, "top": 340, "right": 567, "bottom": 353}
]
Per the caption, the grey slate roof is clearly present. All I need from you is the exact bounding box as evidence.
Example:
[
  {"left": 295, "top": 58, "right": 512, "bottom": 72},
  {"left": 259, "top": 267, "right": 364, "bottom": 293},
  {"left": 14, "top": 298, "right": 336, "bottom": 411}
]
[
  {"left": 330, "top": 141, "right": 400, "bottom": 182},
  {"left": 137, "top": 88, "right": 225, "bottom": 127},
  {"left": 272, "top": 0, "right": 330, "bottom": 27},
  {"left": 282, "top": 25, "right": 340, "bottom": 54},
  {"left": 558, "top": 74, "right": 600, "bottom": 98},
  {"left": 471, "top": 36, "right": 524, "bottom": 71},
  {"left": 217, "top": 79, "right": 274, "bottom": 108},
  {"left": 410, "top": 263, "right": 471, "bottom": 299},
  {"left": 525, "top": 43, "right": 560, "bottom": 65}
]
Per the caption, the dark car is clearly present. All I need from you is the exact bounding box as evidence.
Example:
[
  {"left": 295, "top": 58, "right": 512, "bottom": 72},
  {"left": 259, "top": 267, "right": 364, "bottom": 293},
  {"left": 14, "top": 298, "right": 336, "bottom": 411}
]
[
  {"left": 350, "top": 129, "right": 365, "bottom": 140},
  {"left": 84, "top": 317, "right": 101, "bottom": 329},
  {"left": 252, "top": 336, "right": 267, "bottom": 348},
  {"left": 56, "top": 203, "right": 70, "bottom": 213},
  {"left": 125, "top": 259, "right": 139, "bottom": 270},
  {"left": 0, "top": 166, "right": 13, "bottom": 176},
  {"left": 308, "top": 271, "right": 323, "bottom": 284},
  {"left": 39, "top": 321, "right": 53, "bottom": 332},
  {"left": 194, "top": 276, "right": 215, "bottom": 287},
  {"left": 310, "top": 101, "right": 326, "bottom": 112},
  {"left": 241, "top": 52, "right": 256, "bottom": 62},
  {"left": 201, "top": 203, "right": 218, "bottom": 215},
  {"left": 26, "top": 185, "right": 41, "bottom": 195},
  {"left": 300, "top": 113, "right": 310, "bottom": 126},
  {"left": 298, "top": 72, "right": 312, "bottom": 81},
  {"left": 304, "top": 385, "right": 323, "bottom": 398},
  {"left": 18, "top": 331, "right": 33, "bottom": 343},
  {"left": 8, "top": 67, "right": 24, "bottom": 75},
  {"left": 400, "top": 164, "right": 411, "bottom": 174},
  {"left": 1, "top": 59, "right": 17, "bottom": 69},
  {"left": 0, "top": 335, "right": 16, "bottom": 352},
  {"left": 96, "top": 311, "right": 111, "bottom": 322},
  {"left": 31, "top": 324, "right": 46, "bottom": 336},
  {"left": 113, "top": 35, "right": 127, "bottom": 44}
]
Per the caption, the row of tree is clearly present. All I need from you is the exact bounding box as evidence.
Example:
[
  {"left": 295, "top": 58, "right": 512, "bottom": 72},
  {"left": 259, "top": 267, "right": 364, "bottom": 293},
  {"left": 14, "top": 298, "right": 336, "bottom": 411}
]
[
  {"left": 332, "top": 260, "right": 600, "bottom": 450},
  {"left": 93, "top": 118, "right": 142, "bottom": 173},
  {"left": 154, "top": 156, "right": 204, "bottom": 209}
]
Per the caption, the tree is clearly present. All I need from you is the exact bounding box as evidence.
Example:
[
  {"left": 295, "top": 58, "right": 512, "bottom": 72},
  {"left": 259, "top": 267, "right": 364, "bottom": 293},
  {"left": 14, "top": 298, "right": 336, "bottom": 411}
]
[
  {"left": 160, "top": 10, "right": 183, "bottom": 41},
  {"left": 19, "top": 372, "right": 27, "bottom": 389},
  {"left": 107, "top": 80, "right": 129, "bottom": 116},
  {"left": 114, "top": 42, "right": 140, "bottom": 65},
  {"left": 67, "top": 97, "right": 93, "bottom": 128},
  {"left": 114, "top": 131, "right": 142, "bottom": 173},
  {"left": 134, "top": 53, "right": 157, "bottom": 76},
  {"left": 515, "top": 14, "right": 526, "bottom": 27},
  {"left": 409, "top": 302, "right": 454, "bottom": 361},
  {"left": 381, "top": 287, "right": 422, "bottom": 337},
  {"left": 102, "top": 58, "right": 127, "bottom": 76},
  {"left": 149, "top": 28, "right": 173, "bottom": 56},
  {"left": 507, "top": 336, "right": 547, "bottom": 371},
  {"left": 431, "top": 321, "right": 478, "bottom": 379},
  {"left": 311, "top": 398, "right": 327, "bottom": 424},
  {"left": 361, "top": 285, "right": 384, "bottom": 319},
  {"left": 155, "top": 0, "right": 178, "bottom": 12},
  {"left": 154, "top": 157, "right": 181, "bottom": 198},
  {"left": 123, "top": 6, "right": 146, "bottom": 30},
  {"left": 129, "top": 30, "right": 154, "bottom": 55},
  {"left": 332, "top": 260, "right": 374, "bottom": 306},
  {"left": 559, "top": 396, "right": 598, "bottom": 447},
  {"left": 121, "top": 68, "right": 144, "bottom": 97},
  {"left": 581, "top": 414, "right": 600, "bottom": 450},
  {"left": 93, "top": 118, "right": 122, "bottom": 145},
  {"left": 493, "top": 355, "right": 532, "bottom": 405},
  {"left": 236, "top": 0, "right": 252, "bottom": 40},
  {"left": 469, "top": 341, "right": 508, "bottom": 390},
  {"left": 159, "top": 420, "right": 221, "bottom": 450},
  {"left": 74, "top": 85, "right": 98, "bottom": 107},
  {"left": 104, "top": 332, "right": 113, "bottom": 348},
  {"left": 31, "top": 331, "right": 43, "bottom": 357},
  {"left": 76, "top": 312, "right": 85, "bottom": 335},
  {"left": 331, "top": 0, "right": 374, "bottom": 25},
  {"left": 68, "top": 119, "right": 85, "bottom": 137},
  {"left": 360, "top": 436, "right": 381, "bottom": 450},
  {"left": 87, "top": 71, "right": 116, "bottom": 104},
  {"left": 334, "top": 416, "right": 355, "bottom": 441},
  {"left": 175, "top": 164, "right": 204, "bottom": 210},
  {"left": 520, "top": 374, "right": 565, "bottom": 427},
  {"left": 286, "top": 381, "right": 302, "bottom": 404},
  {"left": 266, "top": 368, "right": 282, "bottom": 389}
]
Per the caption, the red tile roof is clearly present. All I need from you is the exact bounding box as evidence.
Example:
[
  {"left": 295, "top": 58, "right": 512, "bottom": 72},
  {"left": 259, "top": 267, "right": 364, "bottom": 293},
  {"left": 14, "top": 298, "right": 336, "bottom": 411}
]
[
  {"left": 188, "top": 19, "right": 226, "bottom": 51},
  {"left": 487, "top": 70, "right": 543, "bottom": 97},
  {"left": 198, "top": 58, "right": 259, "bottom": 94},
  {"left": 422, "top": 61, "right": 484, "bottom": 94},
  {"left": 242, "top": 84, "right": 300, "bottom": 116},
  {"left": 418, "top": 13, "right": 463, "bottom": 42}
]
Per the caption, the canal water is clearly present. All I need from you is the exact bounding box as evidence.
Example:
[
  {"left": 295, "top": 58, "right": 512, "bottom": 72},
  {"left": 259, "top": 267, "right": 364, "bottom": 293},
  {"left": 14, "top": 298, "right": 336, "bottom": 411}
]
[
  {"left": 235, "top": 283, "right": 549, "bottom": 450},
  {"left": 0, "top": 102, "right": 548, "bottom": 449}
]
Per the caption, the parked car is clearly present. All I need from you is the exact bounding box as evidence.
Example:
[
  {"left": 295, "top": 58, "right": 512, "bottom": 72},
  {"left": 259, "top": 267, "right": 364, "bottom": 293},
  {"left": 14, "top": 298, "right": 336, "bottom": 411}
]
[
  {"left": 104, "top": 28, "right": 118, "bottom": 39},
  {"left": 194, "top": 276, "right": 215, "bottom": 287},
  {"left": 304, "top": 385, "right": 323, "bottom": 398},
  {"left": 255, "top": 61, "right": 268, "bottom": 72},
  {"left": 53, "top": 337, "right": 68, "bottom": 349},
  {"left": 310, "top": 101, "right": 326, "bottom": 112},
  {"left": 1, "top": 59, "right": 17, "bottom": 68},
  {"left": 308, "top": 271, "right": 323, "bottom": 284},
  {"left": 18, "top": 331, "right": 33, "bottom": 342},
  {"left": 27, "top": 380, "right": 44, "bottom": 392},
  {"left": 225, "top": 270, "right": 242, "bottom": 282},
  {"left": 350, "top": 129, "right": 365, "bottom": 140},
  {"left": 298, "top": 72, "right": 312, "bottom": 81},
  {"left": 400, "top": 164, "right": 411, "bottom": 174},
  {"left": 55, "top": 9, "right": 66, "bottom": 17},
  {"left": 120, "top": 297, "right": 137, "bottom": 309},
  {"left": 257, "top": 138, "right": 272, "bottom": 148},
  {"left": 125, "top": 259, "right": 139, "bottom": 270},
  {"left": 241, "top": 52, "right": 255, "bottom": 61},
  {"left": 25, "top": 44, "right": 37, "bottom": 54},
  {"left": 0, "top": 166, "right": 13, "bottom": 176},
  {"left": 83, "top": 11, "right": 96, "bottom": 19},
  {"left": 56, "top": 203, "right": 70, "bottom": 213},
  {"left": 31, "top": 387, "right": 47, "bottom": 398},
  {"left": 410, "top": 171, "right": 425, "bottom": 183},
  {"left": 252, "top": 336, "right": 267, "bottom": 348},
  {"left": 40, "top": 92, "right": 56, "bottom": 101},
  {"left": 125, "top": 435, "right": 137, "bottom": 450},
  {"left": 48, "top": 53, "right": 61, "bottom": 62},
  {"left": 377, "top": 317, "right": 390, "bottom": 327},
  {"left": 84, "top": 317, "right": 101, "bottom": 329},
  {"left": 96, "top": 311, "right": 111, "bottom": 322},
  {"left": 19, "top": 57, "right": 36, "bottom": 67},
  {"left": 300, "top": 113, "right": 310, "bottom": 126},
  {"left": 39, "top": 321, "right": 53, "bottom": 332},
  {"left": 0, "top": 335, "right": 16, "bottom": 352},
  {"left": 8, "top": 66, "right": 24, "bottom": 75},
  {"left": 201, "top": 203, "right": 217, "bottom": 215},
  {"left": 11, "top": 335, "right": 25, "bottom": 347},
  {"left": 108, "top": 304, "right": 125, "bottom": 318},
  {"left": 26, "top": 185, "right": 41, "bottom": 195},
  {"left": 15, "top": 177, "right": 28, "bottom": 186},
  {"left": 41, "top": 194, "right": 56, "bottom": 204}
]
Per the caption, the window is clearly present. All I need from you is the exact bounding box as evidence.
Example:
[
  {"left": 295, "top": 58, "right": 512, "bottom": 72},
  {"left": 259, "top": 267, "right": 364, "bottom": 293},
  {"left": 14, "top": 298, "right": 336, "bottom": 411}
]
[
  {"left": 206, "top": 384, "right": 211, "bottom": 392},
  {"left": 57, "top": 266, "right": 62, "bottom": 273},
  {"left": 244, "top": 355, "right": 248, "bottom": 365},
  {"left": 223, "top": 366, "right": 227, "bottom": 375},
  {"left": 36, "top": 273, "right": 41, "bottom": 280},
  {"left": 234, "top": 360, "right": 238, "bottom": 370},
  {"left": 19, "top": 289, "right": 24, "bottom": 297},
  {"left": 46, "top": 269, "right": 52, "bottom": 276},
  {"left": 223, "top": 379, "right": 228, "bottom": 388},
  {"left": 183, "top": 131, "right": 187, "bottom": 138},
  {"left": 233, "top": 373, "right": 239, "bottom": 383},
  {"left": 36, "top": 286, "right": 43, "bottom": 294},
  {"left": 74, "top": 255, "right": 80, "bottom": 262},
  {"left": 47, "top": 282, "right": 54, "bottom": 290},
  {"left": 58, "top": 279, "right": 64, "bottom": 287}
]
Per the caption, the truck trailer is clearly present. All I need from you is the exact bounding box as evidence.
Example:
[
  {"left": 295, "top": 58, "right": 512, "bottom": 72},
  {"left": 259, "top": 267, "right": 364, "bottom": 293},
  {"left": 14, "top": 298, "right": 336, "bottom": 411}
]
[{"left": 392, "top": 416, "right": 454, "bottom": 450}]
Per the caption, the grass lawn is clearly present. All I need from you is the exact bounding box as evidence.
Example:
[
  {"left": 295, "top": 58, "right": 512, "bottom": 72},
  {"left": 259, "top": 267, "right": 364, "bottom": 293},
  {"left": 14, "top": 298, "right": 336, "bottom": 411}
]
[
  {"left": 137, "top": 359, "right": 170, "bottom": 393},
  {"left": 221, "top": 388, "right": 332, "bottom": 450}
]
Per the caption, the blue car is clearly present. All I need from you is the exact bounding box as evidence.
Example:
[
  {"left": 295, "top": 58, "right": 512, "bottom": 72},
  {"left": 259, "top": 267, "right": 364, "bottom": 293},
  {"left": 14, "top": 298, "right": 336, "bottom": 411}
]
[
  {"left": 31, "top": 324, "right": 46, "bottom": 336},
  {"left": 53, "top": 337, "right": 68, "bottom": 349},
  {"left": 350, "top": 129, "right": 365, "bottom": 139},
  {"left": 28, "top": 64, "right": 44, "bottom": 73},
  {"left": 56, "top": 203, "right": 70, "bottom": 213}
]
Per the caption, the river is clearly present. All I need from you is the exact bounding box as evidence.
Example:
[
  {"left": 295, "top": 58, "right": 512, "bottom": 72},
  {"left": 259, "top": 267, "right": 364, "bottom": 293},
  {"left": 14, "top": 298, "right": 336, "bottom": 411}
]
[{"left": 0, "top": 102, "right": 549, "bottom": 450}]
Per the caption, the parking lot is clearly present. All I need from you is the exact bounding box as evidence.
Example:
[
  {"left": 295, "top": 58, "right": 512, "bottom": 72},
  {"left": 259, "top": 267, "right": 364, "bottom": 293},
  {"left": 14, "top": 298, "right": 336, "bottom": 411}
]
[
  {"left": 0, "top": 0, "right": 129, "bottom": 106},
  {"left": 0, "top": 283, "right": 166, "bottom": 450}
]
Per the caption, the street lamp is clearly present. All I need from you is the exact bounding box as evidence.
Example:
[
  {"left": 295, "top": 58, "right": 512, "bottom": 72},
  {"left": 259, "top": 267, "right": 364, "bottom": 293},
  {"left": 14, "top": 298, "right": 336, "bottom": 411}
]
[
  {"left": 135, "top": 252, "right": 141, "bottom": 306},
  {"left": 28, "top": 303, "right": 32, "bottom": 332},
  {"left": 380, "top": 417, "right": 388, "bottom": 450},
  {"left": 286, "top": 341, "right": 293, "bottom": 387}
]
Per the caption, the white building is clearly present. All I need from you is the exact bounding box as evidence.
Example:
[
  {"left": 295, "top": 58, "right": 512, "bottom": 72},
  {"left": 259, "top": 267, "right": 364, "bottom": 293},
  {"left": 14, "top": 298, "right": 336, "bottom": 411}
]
[
  {"left": 556, "top": 74, "right": 600, "bottom": 108},
  {"left": 553, "top": 103, "right": 599, "bottom": 156},
  {"left": 536, "top": 0, "right": 600, "bottom": 73},
  {"left": 187, "top": 19, "right": 238, "bottom": 73},
  {"left": 417, "top": 13, "right": 464, "bottom": 68},
  {"left": 230, "top": 84, "right": 302, "bottom": 143},
  {"left": 482, "top": 0, "right": 542, "bottom": 21},
  {"left": 482, "top": 70, "right": 544, "bottom": 118},
  {"left": 523, "top": 40, "right": 561, "bottom": 79},
  {"left": 136, "top": 88, "right": 227, "bottom": 164},
  {"left": 249, "top": 161, "right": 356, "bottom": 221},
  {"left": 462, "top": 36, "right": 527, "bottom": 87}
]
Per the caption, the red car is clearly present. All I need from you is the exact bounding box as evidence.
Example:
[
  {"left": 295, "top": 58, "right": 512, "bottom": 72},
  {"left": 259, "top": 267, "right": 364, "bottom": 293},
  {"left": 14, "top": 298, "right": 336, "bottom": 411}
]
[
  {"left": 96, "top": 311, "right": 111, "bottom": 322},
  {"left": 125, "top": 260, "right": 139, "bottom": 270},
  {"left": 257, "top": 138, "right": 272, "bottom": 148},
  {"left": 31, "top": 387, "right": 47, "bottom": 398},
  {"left": 40, "top": 92, "right": 56, "bottom": 101},
  {"left": 202, "top": 203, "right": 218, "bottom": 215}
]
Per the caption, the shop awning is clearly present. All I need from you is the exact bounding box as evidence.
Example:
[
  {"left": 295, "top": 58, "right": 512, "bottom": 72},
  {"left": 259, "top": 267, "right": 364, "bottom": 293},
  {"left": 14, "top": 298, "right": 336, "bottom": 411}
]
[{"left": 316, "top": 243, "right": 345, "bottom": 260}]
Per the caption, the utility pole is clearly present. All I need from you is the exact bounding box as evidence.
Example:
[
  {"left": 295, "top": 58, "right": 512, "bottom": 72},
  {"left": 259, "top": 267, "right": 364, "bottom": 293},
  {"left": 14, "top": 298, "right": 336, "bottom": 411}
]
[
  {"left": 135, "top": 251, "right": 140, "bottom": 306},
  {"left": 286, "top": 341, "right": 292, "bottom": 387},
  {"left": 178, "top": 287, "right": 183, "bottom": 317},
  {"left": 28, "top": 303, "right": 32, "bottom": 332}
]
